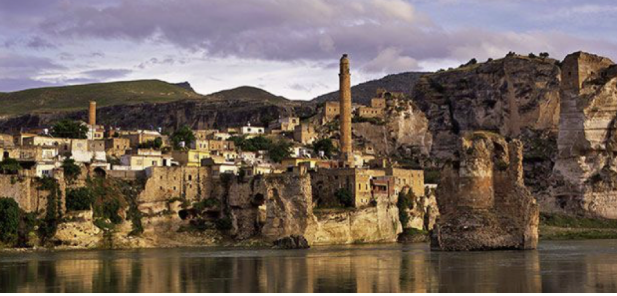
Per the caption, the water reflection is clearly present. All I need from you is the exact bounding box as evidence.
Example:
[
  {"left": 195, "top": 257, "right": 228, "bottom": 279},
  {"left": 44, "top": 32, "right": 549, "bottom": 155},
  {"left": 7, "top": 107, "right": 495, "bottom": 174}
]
[{"left": 1, "top": 241, "right": 617, "bottom": 292}]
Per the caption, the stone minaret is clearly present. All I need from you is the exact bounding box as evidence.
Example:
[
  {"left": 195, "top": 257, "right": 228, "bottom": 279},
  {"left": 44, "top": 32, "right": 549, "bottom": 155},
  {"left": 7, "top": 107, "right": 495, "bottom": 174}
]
[
  {"left": 339, "top": 54, "right": 354, "bottom": 167},
  {"left": 88, "top": 101, "right": 97, "bottom": 126}
]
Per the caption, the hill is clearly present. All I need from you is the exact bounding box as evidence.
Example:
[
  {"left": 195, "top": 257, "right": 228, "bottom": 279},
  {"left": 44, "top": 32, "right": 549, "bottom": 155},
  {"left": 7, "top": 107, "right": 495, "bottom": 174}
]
[
  {"left": 0, "top": 80, "right": 204, "bottom": 116},
  {"left": 206, "top": 86, "right": 292, "bottom": 105},
  {"left": 312, "top": 71, "right": 428, "bottom": 105}
]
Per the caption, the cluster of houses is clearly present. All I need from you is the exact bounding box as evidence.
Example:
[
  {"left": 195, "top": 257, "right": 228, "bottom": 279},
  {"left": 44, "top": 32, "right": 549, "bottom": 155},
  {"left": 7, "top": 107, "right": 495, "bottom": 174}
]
[{"left": 0, "top": 56, "right": 425, "bottom": 208}]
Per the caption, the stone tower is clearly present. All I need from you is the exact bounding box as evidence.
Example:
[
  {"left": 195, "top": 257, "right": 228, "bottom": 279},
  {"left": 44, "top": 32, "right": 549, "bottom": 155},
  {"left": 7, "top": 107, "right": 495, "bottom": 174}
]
[
  {"left": 88, "top": 101, "right": 97, "bottom": 126},
  {"left": 339, "top": 54, "right": 354, "bottom": 167}
]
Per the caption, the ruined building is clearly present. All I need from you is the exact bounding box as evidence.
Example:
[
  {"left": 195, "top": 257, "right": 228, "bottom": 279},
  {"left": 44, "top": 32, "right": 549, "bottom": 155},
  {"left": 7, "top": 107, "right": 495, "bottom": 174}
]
[
  {"left": 432, "top": 132, "right": 538, "bottom": 251},
  {"left": 552, "top": 51, "right": 617, "bottom": 219}
]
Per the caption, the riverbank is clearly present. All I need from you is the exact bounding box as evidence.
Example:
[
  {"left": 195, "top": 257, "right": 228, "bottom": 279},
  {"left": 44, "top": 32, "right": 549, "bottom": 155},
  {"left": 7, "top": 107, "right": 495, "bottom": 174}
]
[{"left": 539, "top": 213, "right": 617, "bottom": 240}]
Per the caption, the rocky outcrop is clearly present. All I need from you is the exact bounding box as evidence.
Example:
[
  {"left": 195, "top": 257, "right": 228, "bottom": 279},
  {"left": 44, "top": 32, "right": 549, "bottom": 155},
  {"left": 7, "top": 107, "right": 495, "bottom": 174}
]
[
  {"left": 352, "top": 99, "right": 432, "bottom": 158},
  {"left": 551, "top": 52, "right": 617, "bottom": 219},
  {"left": 431, "top": 132, "right": 539, "bottom": 251},
  {"left": 228, "top": 172, "right": 402, "bottom": 245},
  {"left": 272, "top": 235, "right": 310, "bottom": 249},
  {"left": 412, "top": 56, "right": 561, "bottom": 160}
]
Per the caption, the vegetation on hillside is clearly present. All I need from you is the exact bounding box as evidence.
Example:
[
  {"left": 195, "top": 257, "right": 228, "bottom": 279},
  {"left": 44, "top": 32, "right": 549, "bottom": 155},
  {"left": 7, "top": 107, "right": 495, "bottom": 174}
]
[
  {"left": 229, "top": 135, "right": 292, "bottom": 163},
  {"left": 171, "top": 126, "right": 196, "bottom": 149},
  {"left": 0, "top": 80, "right": 202, "bottom": 116}
]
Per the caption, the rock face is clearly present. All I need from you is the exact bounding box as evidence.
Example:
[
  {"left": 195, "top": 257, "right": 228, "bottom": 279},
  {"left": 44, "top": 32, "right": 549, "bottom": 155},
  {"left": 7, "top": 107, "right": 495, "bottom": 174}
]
[
  {"left": 352, "top": 99, "right": 433, "bottom": 158},
  {"left": 431, "top": 132, "right": 539, "bottom": 251},
  {"left": 551, "top": 52, "right": 617, "bottom": 219},
  {"left": 228, "top": 172, "right": 402, "bottom": 245},
  {"left": 412, "top": 56, "right": 561, "bottom": 160},
  {"left": 272, "top": 235, "right": 310, "bottom": 249}
]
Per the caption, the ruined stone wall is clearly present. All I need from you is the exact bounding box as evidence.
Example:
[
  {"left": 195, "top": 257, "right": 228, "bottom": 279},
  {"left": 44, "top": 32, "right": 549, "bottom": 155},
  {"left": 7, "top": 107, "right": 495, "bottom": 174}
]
[
  {"left": 432, "top": 132, "right": 538, "bottom": 251},
  {"left": 138, "top": 166, "right": 213, "bottom": 214},
  {"left": 551, "top": 52, "right": 617, "bottom": 219}
]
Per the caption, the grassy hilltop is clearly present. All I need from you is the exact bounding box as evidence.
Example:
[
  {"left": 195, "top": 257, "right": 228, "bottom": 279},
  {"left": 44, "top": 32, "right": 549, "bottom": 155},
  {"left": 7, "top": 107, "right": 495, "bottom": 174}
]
[{"left": 0, "top": 80, "right": 204, "bottom": 116}]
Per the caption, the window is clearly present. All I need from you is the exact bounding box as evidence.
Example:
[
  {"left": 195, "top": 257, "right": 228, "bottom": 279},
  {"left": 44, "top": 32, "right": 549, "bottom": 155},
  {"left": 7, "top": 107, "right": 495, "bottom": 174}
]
[
  {"left": 188, "top": 175, "right": 192, "bottom": 181},
  {"left": 152, "top": 161, "right": 157, "bottom": 166}
]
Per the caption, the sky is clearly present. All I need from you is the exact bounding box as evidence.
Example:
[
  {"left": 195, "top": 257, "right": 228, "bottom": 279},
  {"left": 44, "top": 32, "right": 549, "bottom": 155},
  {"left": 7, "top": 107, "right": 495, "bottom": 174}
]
[{"left": 1, "top": 0, "right": 617, "bottom": 100}]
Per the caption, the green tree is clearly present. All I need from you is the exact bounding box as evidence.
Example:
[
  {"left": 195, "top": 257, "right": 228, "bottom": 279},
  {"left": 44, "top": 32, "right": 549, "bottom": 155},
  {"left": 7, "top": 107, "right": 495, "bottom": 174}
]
[
  {"left": 66, "top": 187, "right": 93, "bottom": 211},
  {"left": 540, "top": 52, "right": 550, "bottom": 59},
  {"left": 51, "top": 119, "right": 88, "bottom": 139},
  {"left": 0, "top": 157, "right": 21, "bottom": 174},
  {"left": 335, "top": 188, "right": 353, "bottom": 208},
  {"left": 268, "top": 140, "right": 292, "bottom": 163},
  {"left": 0, "top": 198, "right": 20, "bottom": 245},
  {"left": 312, "top": 138, "right": 337, "bottom": 158},
  {"left": 62, "top": 158, "right": 81, "bottom": 183},
  {"left": 37, "top": 177, "right": 61, "bottom": 243},
  {"left": 397, "top": 191, "right": 414, "bottom": 227},
  {"left": 171, "top": 126, "right": 196, "bottom": 149}
]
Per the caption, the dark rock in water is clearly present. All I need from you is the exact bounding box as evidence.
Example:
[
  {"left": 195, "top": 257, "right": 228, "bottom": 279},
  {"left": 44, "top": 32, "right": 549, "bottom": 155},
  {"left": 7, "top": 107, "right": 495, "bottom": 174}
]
[{"left": 273, "top": 235, "right": 310, "bottom": 249}]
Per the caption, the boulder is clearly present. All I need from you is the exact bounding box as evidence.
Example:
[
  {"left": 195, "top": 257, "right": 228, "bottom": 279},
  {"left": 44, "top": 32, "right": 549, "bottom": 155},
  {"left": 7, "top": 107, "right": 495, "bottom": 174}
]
[{"left": 273, "top": 235, "right": 310, "bottom": 249}]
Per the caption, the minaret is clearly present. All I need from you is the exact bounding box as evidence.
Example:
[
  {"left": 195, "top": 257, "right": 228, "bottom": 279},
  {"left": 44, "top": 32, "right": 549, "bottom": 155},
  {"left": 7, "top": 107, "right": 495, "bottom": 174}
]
[
  {"left": 339, "top": 54, "right": 354, "bottom": 167},
  {"left": 88, "top": 101, "right": 97, "bottom": 126}
]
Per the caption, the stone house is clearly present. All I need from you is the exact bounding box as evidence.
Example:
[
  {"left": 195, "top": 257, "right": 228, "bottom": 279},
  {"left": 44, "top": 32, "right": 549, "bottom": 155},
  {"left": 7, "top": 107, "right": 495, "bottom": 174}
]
[
  {"left": 171, "top": 149, "right": 211, "bottom": 167},
  {"left": 358, "top": 106, "right": 384, "bottom": 118},
  {"left": 323, "top": 101, "right": 340, "bottom": 122},
  {"left": 104, "top": 138, "right": 131, "bottom": 158},
  {"left": 293, "top": 123, "right": 317, "bottom": 145}
]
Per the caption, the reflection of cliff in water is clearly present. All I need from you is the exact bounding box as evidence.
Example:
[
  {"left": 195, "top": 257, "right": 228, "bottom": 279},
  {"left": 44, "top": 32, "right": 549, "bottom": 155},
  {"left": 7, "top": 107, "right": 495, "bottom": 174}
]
[{"left": 1, "top": 241, "right": 617, "bottom": 292}]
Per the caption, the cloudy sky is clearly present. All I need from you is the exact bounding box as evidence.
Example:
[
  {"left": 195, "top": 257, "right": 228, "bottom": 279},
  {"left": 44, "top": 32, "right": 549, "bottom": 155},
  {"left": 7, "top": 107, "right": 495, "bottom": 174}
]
[{"left": 1, "top": 0, "right": 617, "bottom": 100}]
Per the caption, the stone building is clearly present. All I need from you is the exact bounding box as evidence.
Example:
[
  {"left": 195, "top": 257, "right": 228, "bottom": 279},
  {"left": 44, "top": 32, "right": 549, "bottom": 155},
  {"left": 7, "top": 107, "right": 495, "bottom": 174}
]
[
  {"left": 138, "top": 166, "right": 213, "bottom": 214},
  {"left": 323, "top": 101, "right": 340, "bottom": 123},
  {"left": 104, "top": 138, "right": 131, "bottom": 158},
  {"left": 561, "top": 51, "right": 614, "bottom": 94},
  {"left": 293, "top": 123, "right": 317, "bottom": 145},
  {"left": 371, "top": 98, "right": 387, "bottom": 109},
  {"left": 358, "top": 106, "right": 384, "bottom": 118}
]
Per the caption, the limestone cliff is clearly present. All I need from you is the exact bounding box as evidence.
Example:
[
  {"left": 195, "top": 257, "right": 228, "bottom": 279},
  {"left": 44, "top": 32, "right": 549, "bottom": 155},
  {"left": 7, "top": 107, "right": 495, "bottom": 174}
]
[
  {"left": 228, "top": 172, "right": 402, "bottom": 245},
  {"left": 431, "top": 132, "right": 539, "bottom": 251},
  {"left": 551, "top": 52, "right": 617, "bottom": 219},
  {"left": 412, "top": 56, "right": 561, "bottom": 160}
]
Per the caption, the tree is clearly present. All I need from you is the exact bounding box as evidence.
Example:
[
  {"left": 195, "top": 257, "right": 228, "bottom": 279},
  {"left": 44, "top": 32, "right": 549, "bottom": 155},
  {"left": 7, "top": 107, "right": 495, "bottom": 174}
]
[
  {"left": 540, "top": 52, "right": 550, "bottom": 59},
  {"left": 171, "top": 126, "right": 196, "bottom": 149},
  {"left": 66, "top": 188, "right": 93, "bottom": 211},
  {"left": 268, "top": 140, "right": 292, "bottom": 163},
  {"left": 397, "top": 191, "right": 414, "bottom": 227},
  {"left": 62, "top": 158, "right": 81, "bottom": 183},
  {"left": 138, "top": 137, "right": 163, "bottom": 149},
  {"left": 51, "top": 119, "right": 88, "bottom": 139},
  {"left": 0, "top": 157, "right": 21, "bottom": 174},
  {"left": 0, "top": 198, "right": 20, "bottom": 245},
  {"left": 335, "top": 188, "right": 353, "bottom": 208},
  {"left": 528, "top": 53, "right": 537, "bottom": 59},
  {"left": 312, "top": 138, "right": 336, "bottom": 158}
]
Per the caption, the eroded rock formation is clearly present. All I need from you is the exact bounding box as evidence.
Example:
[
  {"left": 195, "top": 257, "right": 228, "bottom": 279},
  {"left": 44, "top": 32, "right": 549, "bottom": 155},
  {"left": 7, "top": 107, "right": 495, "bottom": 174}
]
[
  {"left": 431, "top": 132, "right": 539, "bottom": 251},
  {"left": 551, "top": 52, "right": 617, "bottom": 219}
]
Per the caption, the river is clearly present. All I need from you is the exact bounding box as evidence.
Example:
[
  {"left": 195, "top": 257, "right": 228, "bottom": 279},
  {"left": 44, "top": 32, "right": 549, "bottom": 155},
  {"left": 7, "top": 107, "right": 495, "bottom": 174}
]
[{"left": 1, "top": 240, "right": 617, "bottom": 292}]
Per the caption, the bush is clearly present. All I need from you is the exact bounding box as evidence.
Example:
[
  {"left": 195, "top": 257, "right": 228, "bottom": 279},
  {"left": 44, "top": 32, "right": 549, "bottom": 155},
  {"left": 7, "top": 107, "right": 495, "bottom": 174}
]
[
  {"left": 528, "top": 53, "right": 537, "bottom": 59},
  {"left": 192, "top": 198, "right": 220, "bottom": 212},
  {"left": 397, "top": 191, "right": 414, "bottom": 227},
  {"left": 51, "top": 119, "right": 88, "bottom": 139},
  {"left": 37, "top": 177, "right": 61, "bottom": 243},
  {"left": 62, "top": 158, "right": 81, "bottom": 183},
  {"left": 312, "top": 138, "right": 337, "bottom": 158},
  {"left": 138, "top": 137, "right": 163, "bottom": 149},
  {"left": 66, "top": 188, "right": 93, "bottom": 211},
  {"left": 215, "top": 217, "right": 233, "bottom": 231},
  {"left": 0, "top": 157, "right": 21, "bottom": 174},
  {"left": 539, "top": 52, "right": 550, "bottom": 59},
  {"left": 335, "top": 188, "right": 353, "bottom": 208},
  {"left": 0, "top": 198, "right": 20, "bottom": 245},
  {"left": 171, "top": 125, "right": 196, "bottom": 149},
  {"left": 268, "top": 140, "right": 292, "bottom": 163}
]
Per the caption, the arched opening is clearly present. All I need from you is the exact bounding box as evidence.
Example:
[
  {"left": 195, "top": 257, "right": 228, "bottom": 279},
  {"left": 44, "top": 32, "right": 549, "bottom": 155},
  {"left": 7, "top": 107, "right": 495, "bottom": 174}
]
[
  {"left": 93, "top": 167, "right": 107, "bottom": 178},
  {"left": 252, "top": 193, "right": 265, "bottom": 206}
]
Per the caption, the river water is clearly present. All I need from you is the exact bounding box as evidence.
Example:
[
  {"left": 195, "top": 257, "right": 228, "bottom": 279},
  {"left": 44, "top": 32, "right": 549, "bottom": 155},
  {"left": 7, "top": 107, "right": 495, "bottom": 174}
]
[{"left": 1, "top": 240, "right": 617, "bottom": 293}]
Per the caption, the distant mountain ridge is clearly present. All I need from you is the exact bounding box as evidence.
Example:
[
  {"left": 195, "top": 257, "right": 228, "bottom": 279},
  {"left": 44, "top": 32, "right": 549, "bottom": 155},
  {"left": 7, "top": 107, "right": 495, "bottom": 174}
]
[{"left": 312, "top": 71, "right": 429, "bottom": 105}]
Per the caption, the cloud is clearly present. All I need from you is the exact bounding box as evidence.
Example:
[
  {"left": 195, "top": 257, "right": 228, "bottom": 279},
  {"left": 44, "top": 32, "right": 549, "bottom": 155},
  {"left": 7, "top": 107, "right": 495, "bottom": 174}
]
[{"left": 80, "top": 68, "right": 132, "bottom": 80}]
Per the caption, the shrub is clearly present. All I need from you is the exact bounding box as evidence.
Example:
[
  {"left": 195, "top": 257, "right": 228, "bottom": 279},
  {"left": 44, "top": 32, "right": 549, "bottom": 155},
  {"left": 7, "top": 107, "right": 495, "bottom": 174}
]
[
  {"left": 51, "top": 119, "right": 88, "bottom": 139},
  {"left": 335, "top": 188, "right": 353, "bottom": 208},
  {"left": 528, "top": 53, "right": 537, "bottom": 59},
  {"left": 0, "top": 198, "right": 20, "bottom": 245},
  {"left": 171, "top": 125, "right": 196, "bottom": 149},
  {"left": 268, "top": 140, "right": 292, "bottom": 163},
  {"left": 66, "top": 187, "right": 93, "bottom": 211},
  {"left": 138, "top": 137, "right": 163, "bottom": 149},
  {"left": 193, "top": 198, "right": 220, "bottom": 212},
  {"left": 397, "top": 191, "right": 416, "bottom": 227},
  {"left": 62, "top": 158, "right": 81, "bottom": 183},
  {"left": 0, "top": 157, "right": 21, "bottom": 174},
  {"left": 540, "top": 52, "right": 550, "bottom": 59},
  {"left": 312, "top": 138, "right": 337, "bottom": 158},
  {"left": 37, "top": 177, "right": 61, "bottom": 243},
  {"left": 215, "top": 217, "right": 233, "bottom": 231}
]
